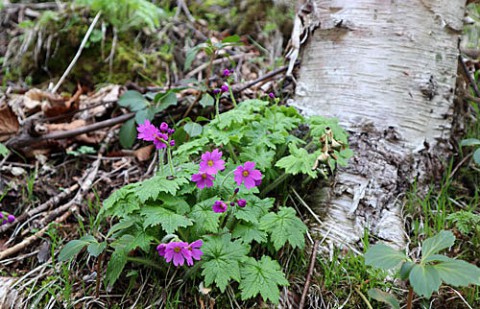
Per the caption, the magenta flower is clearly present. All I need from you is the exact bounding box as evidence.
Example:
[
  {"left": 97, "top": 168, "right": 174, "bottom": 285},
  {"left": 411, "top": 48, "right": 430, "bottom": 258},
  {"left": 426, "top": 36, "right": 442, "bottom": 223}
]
[
  {"left": 164, "top": 241, "right": 191, "bottom": 267},
  {"left": 213, "top": 88, "right": 221, "bottom": 95},
  {"left": 169, "top": 140, "right": 175, "bottom": 147},
  {"left": 223, "top": 69, "right": 232, "bottom": 77},
  {"left": 160, "top": 122, "right": 169, "bottom": 132},
  {"left": 157, "top": 244, "right": 167, "bottom": 257},
  {"left": 191, "top": 172, "right": 215, "bottom": 189},
  {"left": 269, "top": 92, "right": 275, "bottom": 99},
  {"left": 7, "top": 214, "right": 14, "bottom": 223},
  {"left": 212, "top": 200, "right": 227, "bottom": 213},
  {"left": 0, "top": 213, "right": 3, "bottom": 219},
  {"left": 237, "top": 199, "right": 247, "bottom": 207},
  {"left": 153, "top": 133, "right": 169, "bottom": 150},
  {"left": 137, "top": 120, "right": 160, "bottom": 142},
  {"left": 199, "top": 149, "right": 225, "bottom": 175},
  {"left": 185, "top": 240, "right": 203, "bottom": 266},
  {"left": 234, "top": 162, "right": 262, "bottom": 189},
  {"left": 221, "top": 84, "right": 229, "bottom": 93}
]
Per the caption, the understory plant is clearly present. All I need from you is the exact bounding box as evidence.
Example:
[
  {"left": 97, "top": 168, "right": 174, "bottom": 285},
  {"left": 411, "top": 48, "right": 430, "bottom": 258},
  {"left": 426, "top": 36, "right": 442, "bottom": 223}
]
[
  {"left": 364, "top": 230, "right": 480, "bottom": 309},
  {"left": 59, "top": 97, "right": 352, "bottom": 304}
]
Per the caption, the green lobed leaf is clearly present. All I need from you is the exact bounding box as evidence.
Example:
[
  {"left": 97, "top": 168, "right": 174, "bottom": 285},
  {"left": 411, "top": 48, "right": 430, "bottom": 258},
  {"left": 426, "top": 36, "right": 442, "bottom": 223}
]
[
  {"left": 184, "top": 122, "right": 203, "bottom": 137},
  {"left": 367, "top": 288, "right": 400, "bottom": 309},
  {"left": 239, "top": 256, "right": 289, "bottom": 304},
  {"left": 106, "top": 248, "right": 128, "bottom": 287},
  {"left": 275, "top": 144, "right": 319, "bottom": 178},
  {"left": 434, "top": 258, "right": 480, "bottom": 287},
  {"left": 135, "top": 174, "right": 186, "bottom": 202},
  {"left": 87, "top": 242, "right": 106, "bottom": 257},
  {"left": 140, "top": 206, "right": 193, "bottom": 234},
  {"left": 421, "top": 230, "right": 455, "bottom": 262},
  {"left": 118, "top": 90, "right": 148, "bottom": 112},
  {"left": 364, "top": 244, "right": 406, "bottom": 270},
  {"left": 409, "top": 264, "right": 441, "bottom": 298},
  {"left": 199, "top": 93, "right": 214, "bottom": 107},
  {"left": 190, "top": 197, "right": 222, "bottom": 234},
  {"left": 58, "top": 239, "right": 91, "bottom": 261},
  {"left": 259, "top": 207, "right": 307, "bottom": 250},
  {"left": 232, "top": 222, "right": 267, "bottom": 244},
  {"left": 201, "top": 233, "right": 249, "bottom": 292},
  {"left": 234, "top": 196, "right": 273, "bottom": 224},
  {"left": 119, "top": 118, "right": 137, "bottom": 149}
]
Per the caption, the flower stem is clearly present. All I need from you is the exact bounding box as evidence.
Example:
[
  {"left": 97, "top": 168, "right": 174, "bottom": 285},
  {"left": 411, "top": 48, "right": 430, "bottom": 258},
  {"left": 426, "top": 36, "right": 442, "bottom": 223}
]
[
  {"left": 227, "top": 144, "right": 238, "bottom": 163},
  {"left": 158, "top": 149, "right": 165, "bottom": 174},
  {"left": 406, "top": 286, "right": 414, "bottom": 309},
  {"left": 167, "top": 146, "right": 175, "bottom": 176},
  {"left": 220, "top": 169, "right": 236, "bottom": 188},
  {"left": 228, "top": 87, "right": 237, "bottom": 108},
  {"left": 215, "top": 95, "right": 220, "bottom": 119},
  {"left": 126, "top": 256, "right": 163, "bottom": 271},
  {"left": 260, "top": 172, "right": 289, "bottom": 197}
]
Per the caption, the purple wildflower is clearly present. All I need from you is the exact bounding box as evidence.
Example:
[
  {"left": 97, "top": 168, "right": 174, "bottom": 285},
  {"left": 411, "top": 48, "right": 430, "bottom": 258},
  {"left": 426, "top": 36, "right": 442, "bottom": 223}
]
[
  {"left": 233, "top": 162, "right": 263, "bottom": 189},
  {"left": 157, "top": 244, "right": 167, "bottom": 257},
  {"left": 269, "top": 92, "right": 275, "bottom": 99},
  {"left": 7, "top": 215, "right": 14, "bottom": 223},
  {"left": 169, "top": 140, "right": 175, "bottom": 147},
  {"left": 164, "top": 242, "right": 191, "bottom": 267},
  {"left": 221, "top": 84, "right": 229, "bottom": 93},
  {"left": 234, "top": 188, "right": 239, "bottom": 194},
  {"left": 199, "top": 149, "right": 225, "bottom": 175},
  {"left": 137, "top": 120, "right": 160, "bottom": 142},
  {"left": 0, "top": 213, "right": 3, "bottom": 219},
  {"left": 237, "top": 199, "right": 247, "bottom": 208},
  {"left": 213, "top": 88, "right": 221, "bottom": 95},
  {"left": 185, "top": 240, "right": 203, "bottom": 266},
  {"left": 160, "top": 122, "right": 169, "bottom": 132},
  {"left": 230, "top": 201, "right": 235, "bottom": 207},
  {"left": 191, "top": 172, "right": 215, "bottom": 189},
  {"left": 212, "top": 200, "right": 227, "bottom": 213},
  {"left": 223, "top": 69, "right": 232, "bottom": 77},
  {"left": 167, "top": 128, "right": 175, "bottom": 135}
]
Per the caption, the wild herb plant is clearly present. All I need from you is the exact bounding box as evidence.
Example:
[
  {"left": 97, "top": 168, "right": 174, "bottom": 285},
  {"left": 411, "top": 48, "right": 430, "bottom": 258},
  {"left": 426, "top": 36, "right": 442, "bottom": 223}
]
[
  {"left": 364, "top": 230, "right": 480, "bottom": 309},
  {"left": 59, "top": 95, "right": 352, "bottom": 304}
]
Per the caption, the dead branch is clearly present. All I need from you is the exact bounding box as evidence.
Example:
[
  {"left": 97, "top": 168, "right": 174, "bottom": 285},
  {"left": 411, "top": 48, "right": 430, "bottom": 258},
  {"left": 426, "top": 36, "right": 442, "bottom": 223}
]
[{"left": 299, "top": 239, "right": 319, "bottom": 309}]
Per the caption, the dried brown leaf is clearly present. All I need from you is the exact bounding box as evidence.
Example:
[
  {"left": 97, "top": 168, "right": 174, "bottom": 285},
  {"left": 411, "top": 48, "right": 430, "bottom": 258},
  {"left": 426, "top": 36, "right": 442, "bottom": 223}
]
[
  {"left": 0, "top": 103, "right": 19, "bottom": 142},
  {"left": 134, "top": 145, "right": 154, "bottom": 162}
]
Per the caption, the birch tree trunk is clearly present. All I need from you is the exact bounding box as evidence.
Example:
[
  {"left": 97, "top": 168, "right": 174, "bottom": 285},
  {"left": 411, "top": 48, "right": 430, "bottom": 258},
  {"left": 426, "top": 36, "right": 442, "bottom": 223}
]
[{"left": 291, "top": 0, "right": 467, "bottom": 249}]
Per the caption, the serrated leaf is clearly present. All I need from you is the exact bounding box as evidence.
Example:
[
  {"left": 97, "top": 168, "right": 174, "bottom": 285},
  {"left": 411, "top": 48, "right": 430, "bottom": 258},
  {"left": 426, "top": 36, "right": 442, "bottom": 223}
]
[
  {"left": 184, "top": 122, "right": 203, "bottom": 137},
  {"left": 421, "top": 230, "right": 455, "bottom": 262},
  {"left": 367, "top": 288, "right": 400, "bottom": 309},
  {"left": 434, "top": 258, "right": 480, "bottom": 287},
  {"left": 460, "top": 138, "right": 480, "bottom": 147},
  {"left": 107, "top": 217, "right": 137, "bottom": 237},
  {"left": 119, "top": 118, "right": 137, "bottom": 149},
  {"left": 118, "top": 90, "right": 148, "bottom": 112},
  {"left": 364, "top": 244, "right": 406, "bottom": 270},
  {"left": 199, "top": 93, "right": 214, "bottom": 107},
  {"left": 87, "top": 242, "right": 106, "bottom": 257},
  {"left": 275, "top": 144, "right": 319, "bottom": 178},
  {"left": 259, "top": 207, "right": 307, "bottom": 250},
  {"left": 135, "top": 174, "right": 185, "bottom": 202},
  {"left": 234, "top": 196, "right": 273, "bottom": 224},
  {"left": 58, "top": 239, "right": 91, "bottom": 261},
  {"left": 409, "top": 264, "right": 441, "bottom": 298},
  {"left": 239, "top": 256, "right": 289, "bottom": 304},
  {"left": 106, "top": 248, "right": 128, "bottom": 287},
  {"left": 201, "top": 234, "right": 249, "bottom": 292},
  {"left": 191, "top": 197, "right": 221, "bottom": 234},
  {"left": 232, "top": 222, "right": 267, "bottom": 244},
  {"left": 0, "top": 143, "right": 9, "bottom": 157},
  {"left": 141, "top": 206, "right": 192, "bottom": 234}
]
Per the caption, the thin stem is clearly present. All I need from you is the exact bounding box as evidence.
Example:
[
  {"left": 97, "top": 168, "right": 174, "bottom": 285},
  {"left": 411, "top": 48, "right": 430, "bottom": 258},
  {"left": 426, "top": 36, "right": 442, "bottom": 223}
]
[
  {"left": 260, "top": 172, "right": 289, "bottom": 197},
  {"left": 158, "top": 149, "right": 164, "bottom": 174},
  {"left": 126, "top": 256, "right": 163, "bottom": 271},
  {"left": 228, "top": 86, "right": 237, "bottom": 107},
  {"left": 215, "top": 95, "right": 220, "bottom": 119},
  {"left": 167, "top": 146, "right": 175, "bottom": 176},
  {"left": 354, "top": 286, "right": 373, "bottom": 309},
  {"left": 95, "top": 252, "right": 104, "bottom": 298},
  {"left": 406, "top": 286, "right": 414, "bottom": 309},
  {"left": 220, "top": 169, "right": 236, "bottom": 188},
  {"left": 227, "top": 144, "right": 238, "bottom": 163}
]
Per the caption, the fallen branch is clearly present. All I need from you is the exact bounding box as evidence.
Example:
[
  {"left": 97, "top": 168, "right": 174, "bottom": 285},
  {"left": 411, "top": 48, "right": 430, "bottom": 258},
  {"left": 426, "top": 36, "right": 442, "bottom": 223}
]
[
  {"left": 0, "top": 183, "right": 79, "bottom": 234},
  {"left": 5, "top": 113, "right": 133, "bottom": 149},
  {"left": 0, "top": 206, "right": 76, "bottom": 261}
]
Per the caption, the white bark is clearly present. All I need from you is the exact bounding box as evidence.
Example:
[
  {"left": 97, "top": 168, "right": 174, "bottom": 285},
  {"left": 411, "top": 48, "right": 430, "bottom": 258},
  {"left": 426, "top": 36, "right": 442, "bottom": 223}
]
[{"left": 291, "top": 0, "right": 466, "bottom": 248}]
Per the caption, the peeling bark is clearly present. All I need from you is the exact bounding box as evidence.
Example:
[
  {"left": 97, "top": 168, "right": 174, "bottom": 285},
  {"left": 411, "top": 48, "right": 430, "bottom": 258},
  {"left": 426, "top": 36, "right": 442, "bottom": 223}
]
[
  {"left": 0, "top": 277, "right": 22, "bottom": 308},
  {"left": 291, "top": 0, "right": 466, "bottom": 248}
]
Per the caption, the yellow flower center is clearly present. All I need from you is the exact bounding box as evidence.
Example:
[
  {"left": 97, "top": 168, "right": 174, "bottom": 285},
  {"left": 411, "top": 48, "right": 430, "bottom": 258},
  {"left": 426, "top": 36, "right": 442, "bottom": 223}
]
[
  {"left": 174, "top": 247, "right": 181, "bottom": 253},
  {"left": 207, "top": 160, "right": 214, "bottom": 166},
  {"left": 242, "top": 170, "right": 249, "bottom": 177},
  {"left": 201, "top": 173, "right": 207, "bottom": 179}
]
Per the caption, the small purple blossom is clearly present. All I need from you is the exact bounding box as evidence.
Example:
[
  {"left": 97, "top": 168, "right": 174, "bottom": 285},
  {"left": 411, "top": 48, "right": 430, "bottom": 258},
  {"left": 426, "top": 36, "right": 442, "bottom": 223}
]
[
  {"left": 164, "top": 242, "right": 191, "bottom": 267},
  {"left": 269, "top": 92, "right": 275, "bottom": 99},
  {"left": 157, "top": 244, "right": 167, "bottom": 257},
  {"left": 221, "top": 84, "right": 229, "bottom": 93},
  {"left": 199, "top": 149, "right": 225, "bottom": 175},
  {"left": 230, "top": 201, "right": 235, "bottom": 207},
  {"left": 137, "top": 120, "right": 160, "bottom": 142},
  {"left": 7, "top": 214, "right": 15, "bottom": 223},
  {"left": 233, "top": 162, "right": 263, "bottom": 189},
  {"left": 237, "top": 199, "right": 247, "bottom": 207},
  {"left": 167, "top": 128, "right": 175, "bottom": 135},
  {"left": 185, "top": 240, "right": 203, "bottom": 266},
  {"left": 169, "top": 140, "right": 175, "bottom": 147},
  {"left": 212, "top": 200, "right": 227, "bottom": 213},
  {"left": 0, "top": 213, "right": 3, "bottom": 219},
  {"left": 160, "top": 122, "right": 169, "bottom": 132},
  {"left": 191, "top": 172, "right": 215, "bottom": 189},
  {"left": 213, "top": 88, "right": 221, "bottom": 95},
  {"left": 234, "top": 188, "right": 239, "bottom": 194},
  {"left": 223, "top": 69, "right": 232, "bottom": 77}
]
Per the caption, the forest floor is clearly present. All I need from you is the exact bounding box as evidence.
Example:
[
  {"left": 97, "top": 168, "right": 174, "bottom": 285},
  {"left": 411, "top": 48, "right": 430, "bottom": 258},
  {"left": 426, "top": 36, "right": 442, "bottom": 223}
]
[{"left": 1, "top": 1, "right": 480, "bottom": 308}]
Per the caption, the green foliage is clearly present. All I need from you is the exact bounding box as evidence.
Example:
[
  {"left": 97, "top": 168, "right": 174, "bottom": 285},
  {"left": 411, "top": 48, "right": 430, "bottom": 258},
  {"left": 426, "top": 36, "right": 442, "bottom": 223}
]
[
  {"left": 0, "top": 143, "right": 9, "bottom": 157},
  {"left": 447, "top": 211, "right": 480, "bottom": 234},
  {"left": 59, "top": 98, "right": 352, "bottom": 304},
  {"left": 460, "top": 138, "right": 480, "bottom": 164},
  {"left": 365, "top": 230, "right": 480, "bottom": 301},
  {"left": 367, "top": 288, "right": 400, "bottom": 309}
]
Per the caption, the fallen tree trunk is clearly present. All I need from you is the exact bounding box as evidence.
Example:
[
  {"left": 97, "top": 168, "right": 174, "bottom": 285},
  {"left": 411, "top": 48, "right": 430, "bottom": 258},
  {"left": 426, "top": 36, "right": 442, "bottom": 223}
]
[{"left": 292, "top": 0, "right": 467, "bottom": 248}]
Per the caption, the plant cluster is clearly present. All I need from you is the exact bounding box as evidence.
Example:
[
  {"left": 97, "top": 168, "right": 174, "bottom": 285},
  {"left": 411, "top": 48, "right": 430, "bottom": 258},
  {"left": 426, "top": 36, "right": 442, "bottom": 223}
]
[{"left": 59, "top": 93, "right": 352, "bottom": 304}]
